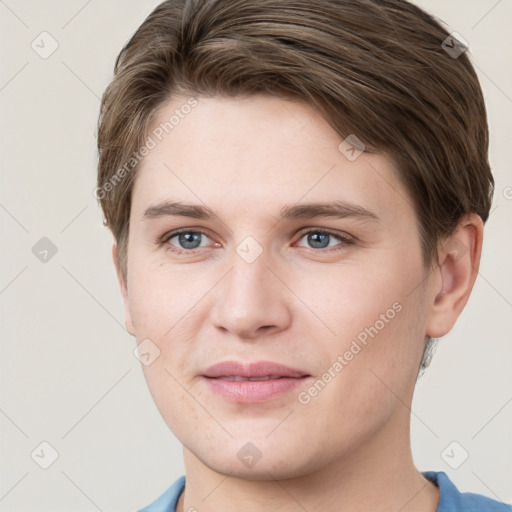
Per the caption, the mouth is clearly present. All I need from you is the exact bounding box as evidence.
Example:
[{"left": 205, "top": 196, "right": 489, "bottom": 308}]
[
  {"left": 201, "top": 360, "right": 312, "bottom": 403},
  {"left": 219, "top": 375, "right": 287, "bottom": 381}
]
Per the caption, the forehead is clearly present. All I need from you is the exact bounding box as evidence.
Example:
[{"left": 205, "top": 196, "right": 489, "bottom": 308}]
[{"left": 130, "top": 94, "right": 414, "bottom": 225}]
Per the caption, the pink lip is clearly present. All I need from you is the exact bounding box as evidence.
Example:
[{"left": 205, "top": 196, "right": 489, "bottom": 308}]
[
  {"left": 201, "top": 360, "right": 311, "bottom": 403},
  {"left": 202, "top": 360, "right": 309, "bottom": 379}
]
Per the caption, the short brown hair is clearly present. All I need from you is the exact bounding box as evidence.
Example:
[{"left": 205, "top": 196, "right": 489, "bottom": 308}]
[{"left": 96, "top": 0, "right": 493, "bottom": 325}]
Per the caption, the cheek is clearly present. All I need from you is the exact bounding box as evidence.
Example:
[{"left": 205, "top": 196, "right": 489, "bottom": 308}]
[
  {"left": 306, "top": 259, "right": 426, "bottom": 393},
  {"left": 126, "top": 257, "right": 215, "bottom": 386},
  {"left": 291, "top": 264, "right": 405, "bottom": 343},
  {"left": 126, "top": 255, "right": 196, "bottom": 334},
  {"left": 300, "top": 299, "right": 422, "bottom": 451}
]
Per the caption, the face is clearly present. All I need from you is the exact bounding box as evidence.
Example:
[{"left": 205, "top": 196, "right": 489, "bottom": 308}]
[{"left": 119, "top": 94, "right": 435, "bottom": 479}]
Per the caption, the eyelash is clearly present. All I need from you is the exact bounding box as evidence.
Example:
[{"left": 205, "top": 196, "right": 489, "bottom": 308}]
[{"left": 158, "top": 227, "right": 355, "bottom": 256}]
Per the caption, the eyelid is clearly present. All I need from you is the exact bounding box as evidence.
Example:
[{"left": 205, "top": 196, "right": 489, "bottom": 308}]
[
  {"left": 160, "top": 227, "right": 211, "bottom": 243},
  {"left": 294, "top": 226, "right": 355, "bottom": 241},
  {"left": 292, "top": 227, "right": 355, "bottom": 251},
  {"left": 159, "top": 227, "right": 216, "bottom": 251}
]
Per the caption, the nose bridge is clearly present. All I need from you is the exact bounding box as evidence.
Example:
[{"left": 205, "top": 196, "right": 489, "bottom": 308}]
[
  {"left": 230, "top": 241, "right": 272, "bottom": 296},
  {"left": 211, "top": 238, "right": 291, "bottom": 339}
]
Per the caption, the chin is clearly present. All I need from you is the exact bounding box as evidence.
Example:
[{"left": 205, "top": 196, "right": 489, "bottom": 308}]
[
  {"left": 201, "top": 457, "right": 312, "bottom": 481},
  {"left": 189, "top": 436, "right": 324, "bottom": 481}
]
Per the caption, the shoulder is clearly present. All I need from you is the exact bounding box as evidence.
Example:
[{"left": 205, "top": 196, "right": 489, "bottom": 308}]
[
  {"left": 423, "top": 471, "right": 512, "bottom": 512},
  {"left": 136, "top": 475, "right": 186, "bottom": 512}
]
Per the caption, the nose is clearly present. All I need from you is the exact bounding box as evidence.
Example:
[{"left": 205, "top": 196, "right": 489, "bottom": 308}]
[{"left": 209, "top": 248, "right": 292, "bottom": 341}]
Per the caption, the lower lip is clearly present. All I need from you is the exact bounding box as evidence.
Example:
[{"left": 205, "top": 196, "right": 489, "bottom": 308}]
[{"left": 202, "top": 376, "right": 310, "bottom": 403}]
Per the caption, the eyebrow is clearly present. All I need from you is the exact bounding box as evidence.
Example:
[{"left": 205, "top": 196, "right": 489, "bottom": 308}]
[{"left": 142, "top": 200, "right": 379, "bottom": 223}]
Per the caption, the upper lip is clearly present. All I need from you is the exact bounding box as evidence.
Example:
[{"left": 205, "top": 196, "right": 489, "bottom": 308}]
[{"left": 202, "top": 360, "right": 310, "bottom": 379}]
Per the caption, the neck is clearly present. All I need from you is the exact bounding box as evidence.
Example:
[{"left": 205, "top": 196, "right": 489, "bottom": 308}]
[{"left": 177, "top": 406, "right": 439, "bottom": 512}]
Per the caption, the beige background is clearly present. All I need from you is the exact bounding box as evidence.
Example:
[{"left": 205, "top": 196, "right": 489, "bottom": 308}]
[{"left": 1, "top": 0, "right": 511, "bottom": 510}]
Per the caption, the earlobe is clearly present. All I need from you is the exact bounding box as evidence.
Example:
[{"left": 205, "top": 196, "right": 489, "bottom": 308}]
[
  {"left": 425, "top": 214, "right": 484, "bottom": 339},
  {"left": 112, "top": 242, "right": 136, "bottom": 336}
]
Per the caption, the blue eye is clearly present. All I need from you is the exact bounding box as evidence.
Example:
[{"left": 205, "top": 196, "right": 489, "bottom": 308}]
[
  {"left": 295, "top": 229, "right": 354, "bottom": 251},
  {"left": 173, "top": 232, "right": 204, "bottom": 249},
  {"left": 161, "top": 229, "right": 211, "bottom": 254}
]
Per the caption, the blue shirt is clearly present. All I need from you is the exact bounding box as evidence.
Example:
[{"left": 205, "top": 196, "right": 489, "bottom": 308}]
[{"left": 137, "top": 471, "right": 511, "bottom": 512}]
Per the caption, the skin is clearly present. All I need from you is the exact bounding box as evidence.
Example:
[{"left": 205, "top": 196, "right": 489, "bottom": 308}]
[{"left": 113, "top": 94, "right": 483, "bottom": 512}]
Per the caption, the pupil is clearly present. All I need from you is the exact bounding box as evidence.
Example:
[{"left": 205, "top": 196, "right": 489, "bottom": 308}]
[{"left": 309, "top": 233, "right": 329, "bottom": 248}]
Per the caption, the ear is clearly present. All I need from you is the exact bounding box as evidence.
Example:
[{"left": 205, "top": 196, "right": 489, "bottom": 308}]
[
  {"left": 425, "top": 213, "right": 484, "bottom": 338},
  {"left": 112, "top": 242, "right": 135, "bottom": 336}
]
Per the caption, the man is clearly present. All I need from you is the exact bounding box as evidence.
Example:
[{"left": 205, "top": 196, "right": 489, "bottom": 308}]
[{"left": 96, "top": 1, "right": 510, "bottom": 510}]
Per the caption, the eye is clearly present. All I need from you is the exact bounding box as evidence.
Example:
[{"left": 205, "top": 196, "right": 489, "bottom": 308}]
[
  {"left": 159, "top": 227, "right": 354, "bottom": 256},
  {"left": 160, "top": 229, "right": 214, "bottom": 255},
  {"left": 294, "top": 228, "right": 354, "bottom": 251}
]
